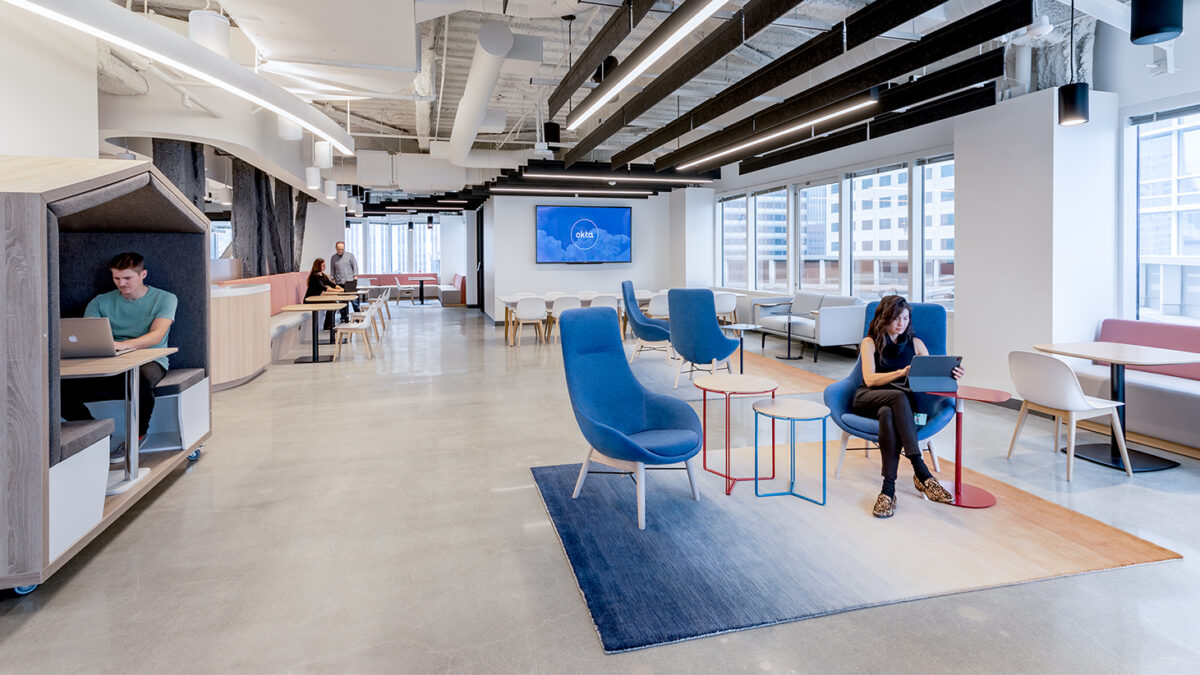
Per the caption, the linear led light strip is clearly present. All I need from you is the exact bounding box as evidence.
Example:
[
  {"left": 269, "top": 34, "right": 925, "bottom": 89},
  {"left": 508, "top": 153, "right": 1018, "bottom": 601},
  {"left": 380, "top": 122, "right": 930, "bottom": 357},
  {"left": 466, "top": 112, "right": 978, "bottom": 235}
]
[
  {"left": 677, "top": 99, "right": 879, "bottom": 171},
  {"left": 521, "top": 173, "right": 712, "bottom": 184},
  {"left": 4, "top": 0, "right": 354, "bottom": 156},
  {"left": 386, "top": 205, "right": 465, "bottom": 210},
  {"left": 566, "top": 0, "right": 727, "bottom": 131},
  {"left": 491, "top": 187, "right": 653, "bottom": 196}
]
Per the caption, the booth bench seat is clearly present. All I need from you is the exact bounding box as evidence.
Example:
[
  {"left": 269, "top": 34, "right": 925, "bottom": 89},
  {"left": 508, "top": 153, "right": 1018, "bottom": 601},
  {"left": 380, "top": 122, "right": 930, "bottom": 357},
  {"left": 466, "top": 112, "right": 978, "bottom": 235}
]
[
  {"left": 50, "top": 419, "right": 113, "bottom": 560},
  {"left": 1071, "top": 318, "right": 1200, "bottom": 450}
]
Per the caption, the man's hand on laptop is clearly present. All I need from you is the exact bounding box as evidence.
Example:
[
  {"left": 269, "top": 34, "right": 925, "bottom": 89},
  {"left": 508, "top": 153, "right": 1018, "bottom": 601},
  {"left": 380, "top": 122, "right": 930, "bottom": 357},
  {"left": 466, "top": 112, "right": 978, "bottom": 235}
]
[{"left": 114, "top": 340, "right": 139, "bottom": 351}]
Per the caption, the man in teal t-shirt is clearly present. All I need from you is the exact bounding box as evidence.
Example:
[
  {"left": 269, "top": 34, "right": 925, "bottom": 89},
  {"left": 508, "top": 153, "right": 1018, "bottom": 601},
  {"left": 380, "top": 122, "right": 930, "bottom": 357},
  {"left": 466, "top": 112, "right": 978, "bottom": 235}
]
[{"left": 61, "top": 252, "right": 178, "bottom": 461}]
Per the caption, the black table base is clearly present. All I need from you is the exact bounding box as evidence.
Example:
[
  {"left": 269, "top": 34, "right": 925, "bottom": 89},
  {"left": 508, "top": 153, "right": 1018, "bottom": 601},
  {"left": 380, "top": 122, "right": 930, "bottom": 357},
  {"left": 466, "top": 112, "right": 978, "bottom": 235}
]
[
  {"left": 1062, "top": 444, "right": 1180, "bottom": 472},
  {"left": 294, "top": 355, "right": 334, "bottom": 364},
  {"left": 776, "top": 316, "right": 803, "bottom": 361}
]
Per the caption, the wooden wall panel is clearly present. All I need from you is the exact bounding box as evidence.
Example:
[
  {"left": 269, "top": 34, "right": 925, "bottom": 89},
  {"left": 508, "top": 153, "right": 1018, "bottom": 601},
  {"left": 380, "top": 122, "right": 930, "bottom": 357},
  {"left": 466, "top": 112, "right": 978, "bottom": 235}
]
[{"left": 209, "top": 286, "right": 271, "bottom": 389}]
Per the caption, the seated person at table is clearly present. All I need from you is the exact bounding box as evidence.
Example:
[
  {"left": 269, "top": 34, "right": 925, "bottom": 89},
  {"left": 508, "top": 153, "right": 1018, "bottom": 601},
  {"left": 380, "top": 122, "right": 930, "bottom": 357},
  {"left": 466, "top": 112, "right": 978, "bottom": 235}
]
[
  {"left": 854, "top": 295, "right": 963, "bottom": 518},
  {"left": 61, "top": 252, "right": 177, "bottom": 462},
  {"left": 306, "top": 258, "right": 343, "bottom": 330}
]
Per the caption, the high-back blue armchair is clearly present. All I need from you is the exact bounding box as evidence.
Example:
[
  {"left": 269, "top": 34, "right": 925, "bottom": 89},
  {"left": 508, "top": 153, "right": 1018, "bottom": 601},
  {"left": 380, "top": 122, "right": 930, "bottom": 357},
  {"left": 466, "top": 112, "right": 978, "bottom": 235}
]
[
  {"left": 823, "top": 301, "right": 954, "bottom": 478},
  {"left": 560, "top": 307, "right": 703, "bottom": 529},
  {"left": 667, "top": 289, "right": 739, "bottom": 389},
  {"left": 621, "top": 280, "right": 672, "bottom": 362}
]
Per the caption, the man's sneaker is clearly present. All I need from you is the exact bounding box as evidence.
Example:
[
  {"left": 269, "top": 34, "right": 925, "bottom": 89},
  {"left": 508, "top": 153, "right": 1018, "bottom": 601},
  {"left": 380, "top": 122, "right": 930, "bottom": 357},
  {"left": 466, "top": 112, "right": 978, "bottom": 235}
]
[{"left": 109, "top": 435, "right": 147, "bottom": 465}]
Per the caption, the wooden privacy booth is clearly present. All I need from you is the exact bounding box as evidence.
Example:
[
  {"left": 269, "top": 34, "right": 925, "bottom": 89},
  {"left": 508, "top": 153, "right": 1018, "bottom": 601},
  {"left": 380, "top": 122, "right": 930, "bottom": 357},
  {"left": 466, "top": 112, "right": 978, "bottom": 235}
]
[{"left": 0, "top": 157, "right": 212, "bottom": 594}]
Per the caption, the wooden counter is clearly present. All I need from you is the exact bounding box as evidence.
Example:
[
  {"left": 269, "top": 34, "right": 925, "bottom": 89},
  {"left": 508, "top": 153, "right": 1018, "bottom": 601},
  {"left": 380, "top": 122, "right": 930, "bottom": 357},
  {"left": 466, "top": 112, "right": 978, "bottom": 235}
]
[{"left": 210, "top": 283, "right": 271, "bottom": 391}]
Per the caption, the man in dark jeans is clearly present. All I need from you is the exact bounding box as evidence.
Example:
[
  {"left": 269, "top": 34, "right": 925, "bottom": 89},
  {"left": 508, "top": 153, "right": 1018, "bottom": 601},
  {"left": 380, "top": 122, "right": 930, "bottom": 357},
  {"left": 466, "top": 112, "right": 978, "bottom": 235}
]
[
  {"left": 330, "top": 240, "right": 359, "bottom": 319},
  {"left": 61, "top": 252, "right": 177, "bottom": 463}
]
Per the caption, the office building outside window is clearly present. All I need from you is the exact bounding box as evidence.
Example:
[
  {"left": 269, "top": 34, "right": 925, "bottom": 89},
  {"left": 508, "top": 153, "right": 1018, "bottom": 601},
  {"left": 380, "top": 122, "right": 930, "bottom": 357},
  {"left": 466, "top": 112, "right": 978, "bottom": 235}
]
[
  {"left": 796, "top": 182, "right": 840, "bottom": 293},
  {"left": 851, "top": 164, "right": 909, "bottom": 299},
  {"left": 720, "top": 196, "right": 748, "bottom": 288},
  {"left": 754, "top": 188, "right": 788, "bottom": 292},
  {"left": 346, "top": 215, "right": 442, "bottom": 274},
  {"left": 1135, "top": 107, "right": 1200, "bottom": 325},
  {"left": 922, "top": 156, "right": 955, "bottom": 308}
]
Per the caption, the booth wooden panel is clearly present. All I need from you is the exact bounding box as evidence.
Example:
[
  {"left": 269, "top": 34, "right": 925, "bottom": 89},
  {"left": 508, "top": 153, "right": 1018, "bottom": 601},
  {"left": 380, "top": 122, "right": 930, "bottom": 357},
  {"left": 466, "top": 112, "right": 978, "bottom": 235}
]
[{"left": 210, "top": 284, "right": 271, "bottom": 389}]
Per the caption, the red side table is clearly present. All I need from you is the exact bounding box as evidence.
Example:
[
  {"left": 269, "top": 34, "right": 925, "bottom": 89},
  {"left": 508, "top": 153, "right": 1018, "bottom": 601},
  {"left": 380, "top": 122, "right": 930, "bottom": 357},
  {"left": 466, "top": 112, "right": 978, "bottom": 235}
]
[
  {"left": 694, "top": 374, "right": 779, "bottom": 495},
  {"left": 928, "top": 384, "right": 1010, "bottom": 509}
]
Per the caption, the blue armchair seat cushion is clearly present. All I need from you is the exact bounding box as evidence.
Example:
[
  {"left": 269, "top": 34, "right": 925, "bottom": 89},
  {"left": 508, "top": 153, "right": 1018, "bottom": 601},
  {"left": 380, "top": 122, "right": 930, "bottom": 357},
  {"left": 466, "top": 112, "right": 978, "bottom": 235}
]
[
  {"left": 637, "top": 320, "right": 670, "bottom": 342},
  {"left": 627, "top": 429, "right": 701, "bottom": 459},
  {"left": 838, "top": 398, "right": 956, "bottom": 440}
]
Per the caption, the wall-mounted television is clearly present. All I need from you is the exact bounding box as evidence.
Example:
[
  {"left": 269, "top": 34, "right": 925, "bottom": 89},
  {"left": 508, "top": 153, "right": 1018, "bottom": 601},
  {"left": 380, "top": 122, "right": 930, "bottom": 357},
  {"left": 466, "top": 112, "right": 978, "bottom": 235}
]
[{"left": 535, "top": 205, "right": 632, "bottom": 264}]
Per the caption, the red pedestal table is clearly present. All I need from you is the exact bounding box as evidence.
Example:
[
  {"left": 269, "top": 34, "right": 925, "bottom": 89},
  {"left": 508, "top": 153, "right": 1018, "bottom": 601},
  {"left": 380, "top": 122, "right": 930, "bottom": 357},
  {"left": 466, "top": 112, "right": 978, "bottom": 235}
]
[
  {"left": 928, "top": 384, "right": 1011, "bottom": 509},
  {"left": 694, "top": 374, "right": 778, "bottom": 495}
]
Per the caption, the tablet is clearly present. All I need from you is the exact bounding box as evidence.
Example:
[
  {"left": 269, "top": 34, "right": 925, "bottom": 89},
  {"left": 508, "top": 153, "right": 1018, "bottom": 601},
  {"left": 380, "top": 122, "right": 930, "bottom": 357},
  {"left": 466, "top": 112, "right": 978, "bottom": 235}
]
[{"left": 907, "top": 355, "right": 961, "bottom": 393}]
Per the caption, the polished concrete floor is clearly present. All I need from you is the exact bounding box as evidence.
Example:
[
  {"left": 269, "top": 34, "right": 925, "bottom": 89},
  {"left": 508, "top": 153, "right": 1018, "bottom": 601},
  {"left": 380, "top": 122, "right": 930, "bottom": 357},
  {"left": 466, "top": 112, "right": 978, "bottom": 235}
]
[{"left": 3, "top": 306, "right": 1199, "bottom": 672}]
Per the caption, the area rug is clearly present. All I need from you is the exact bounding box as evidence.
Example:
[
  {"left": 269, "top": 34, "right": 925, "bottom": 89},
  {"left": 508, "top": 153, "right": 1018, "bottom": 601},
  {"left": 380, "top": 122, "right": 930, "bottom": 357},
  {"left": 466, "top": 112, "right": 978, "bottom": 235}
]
[
  {"left": 629, "top": 349, "right": 831, "bottom": 402},
  {"left": 531, "top": 445, "right": 1181, "bottom": 653}
]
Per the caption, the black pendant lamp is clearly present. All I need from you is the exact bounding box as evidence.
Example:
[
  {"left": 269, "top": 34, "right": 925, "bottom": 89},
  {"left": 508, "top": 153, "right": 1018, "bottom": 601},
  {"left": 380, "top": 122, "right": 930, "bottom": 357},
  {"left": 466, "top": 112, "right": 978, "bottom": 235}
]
[
  {"left": 1059, "top": 0, "right": 1089, "bottom": 126},
  {"left": 1131, "top": 0, "right": 1183, "bottom": 45}
]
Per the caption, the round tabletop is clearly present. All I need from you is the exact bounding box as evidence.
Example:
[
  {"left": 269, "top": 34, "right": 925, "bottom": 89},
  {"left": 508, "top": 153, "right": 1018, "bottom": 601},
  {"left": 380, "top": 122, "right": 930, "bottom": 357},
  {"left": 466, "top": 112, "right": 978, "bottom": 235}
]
[
  {"left": 752, "top": 398, "right": 830, "bottom": 421},
  {"left": 723, "top": 323, "right": 761, "bottom": 331},
  {"left": 694, "top": 373, "right": 778, "bottom": 394},
  {"left": 928, "top": 384, "right": 1011, "bottom": 403}
]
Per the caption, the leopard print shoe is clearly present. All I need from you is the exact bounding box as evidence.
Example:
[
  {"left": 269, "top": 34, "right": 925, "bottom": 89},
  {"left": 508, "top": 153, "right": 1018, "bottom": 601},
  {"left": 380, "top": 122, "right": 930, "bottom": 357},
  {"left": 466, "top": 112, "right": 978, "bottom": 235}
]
[
  {"left": 872, "top": 493, "right": 896, "bottom": 518},
  {"left": 913, "top": 476, "right": 953, "bottom": 503}
]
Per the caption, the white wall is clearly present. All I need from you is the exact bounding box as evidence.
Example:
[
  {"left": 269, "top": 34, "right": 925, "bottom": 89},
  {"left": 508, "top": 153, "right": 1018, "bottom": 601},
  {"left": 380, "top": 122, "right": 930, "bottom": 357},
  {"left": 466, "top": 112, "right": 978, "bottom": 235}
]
[
  {"left": 482, "top": 194, "right": 672, "bottom": 321},
  {"left": 0, "top": 6, "right": 98, "bottom": 158},
  {"left": 668, "top": 188, "right": 716, "bottom": 288},
  {"left": 955, "top": 89, "right": 1119, "bottom": 392},
  {"left": 1095, "top": 19, "right": 1200, "bottom": 117},
  {"left": 439, "top": 213, "right": 469, "bottom": 285},
  {"left": 300, "top": 201, "right": 348, "bottom": 270},
  {"left": 465, "top": 208, "right": 480, "bottom": 305}
]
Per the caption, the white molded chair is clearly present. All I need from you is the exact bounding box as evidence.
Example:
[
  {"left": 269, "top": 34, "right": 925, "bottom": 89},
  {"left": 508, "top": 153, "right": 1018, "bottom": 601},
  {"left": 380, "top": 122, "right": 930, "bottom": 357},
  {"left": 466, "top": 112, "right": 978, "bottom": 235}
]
[
  {"left": 1006, "top": 350, "right": 1132, "bottom": 481},
  {"left": 714, "top": 292, "right": 737, "bottom": 325},
  {"left": 513, "top": 298, "right": 548, "bottom": 345},
  {"left": 544, "top": 291, "right": 567, "bottom": 300},
  {"left": 590, "top": 294, "right": 619, "bottom": 310},
  {"left": 545, "top": 296, "right": 581, "bottom": 342},
  {"left": 645, "top": 293, "right": 670, "bottom": 320}
]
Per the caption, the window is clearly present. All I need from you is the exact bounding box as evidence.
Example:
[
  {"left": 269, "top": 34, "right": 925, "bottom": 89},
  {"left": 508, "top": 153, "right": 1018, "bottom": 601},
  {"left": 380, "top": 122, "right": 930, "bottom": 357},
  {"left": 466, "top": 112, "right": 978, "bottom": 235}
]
[
  {"left": 720, "top": 196, "right": 748, "bottom": 289},
  {"left": 1135, "top": 107, "right": 1200, "bottom": 324},
  {"left": 797, "top": 182, "right": 840, "bottom": 293},
  {"left": 879, "top": 240, "right": 891, "bottom": 251},
  {"left": 209, "top": 221, "right": 232, "bottom": 258},
  {"left": 880, "top": 218, "right": 891, "bottom": 230},
  {"left": 862, "top": 199, "right": 873, "bottom": 210},
  {"left": 346, "top": 215, "right": 443, "bottom": 273},
  {"left": 754, "top": 188, "right": 788, "bottom": 292},
  {"left": 899, "top": 239, "right": 908, "bottom": 251},
  {"left": 851, "top": 164, "right": 909, "bottom": 299},
  {"left": 922, "top": 156, "right": 955, "bottom": 308}
]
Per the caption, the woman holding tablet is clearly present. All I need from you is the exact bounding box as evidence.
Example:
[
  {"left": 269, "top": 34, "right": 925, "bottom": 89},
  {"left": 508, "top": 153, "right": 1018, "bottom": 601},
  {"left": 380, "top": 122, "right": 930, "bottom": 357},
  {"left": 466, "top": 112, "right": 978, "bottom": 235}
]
[{"left": 855, "top": 295, "right": 964, "bottom": 518}]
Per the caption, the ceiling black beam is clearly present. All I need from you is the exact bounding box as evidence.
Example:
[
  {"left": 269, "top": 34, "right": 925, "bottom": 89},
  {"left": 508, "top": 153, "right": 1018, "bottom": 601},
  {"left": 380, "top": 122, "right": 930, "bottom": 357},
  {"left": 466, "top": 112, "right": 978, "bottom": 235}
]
[
  {"left": 547, "top": 0, "right": 655, "bottom": 119},
  {"left": 654, "top": 0, "right": 1031, "bottom": 171},
  {"left": 739, "top": 82, "right": 997, "bottom": 174},
  {"left": 611, "top": 0, "right": 951, "bottom": 168},
  {"left": 563, "top": 0, "right": 808, "bottom": 168},
  {"left": 668, "top": 48, "right": 1004, "bottom": 171}
]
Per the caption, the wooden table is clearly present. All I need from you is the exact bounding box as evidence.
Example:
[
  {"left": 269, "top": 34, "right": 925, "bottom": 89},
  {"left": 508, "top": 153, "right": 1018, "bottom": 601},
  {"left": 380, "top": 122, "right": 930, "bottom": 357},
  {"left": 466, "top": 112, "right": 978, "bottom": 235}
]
[
  {"left": 1034, "top": 342, "right": 1200, "bottom": 472},
  {"left": 928, "top": 384, "right": 1010, "bottom": 508},
  {"left": 282, "top": 302, "right": 346, "bottom": 363},
  {"left": 694, "top": 374, "right": 779, "bottom": 495},
  {"left": 60, "top": 347, "right": 178, "bottom": 495}
]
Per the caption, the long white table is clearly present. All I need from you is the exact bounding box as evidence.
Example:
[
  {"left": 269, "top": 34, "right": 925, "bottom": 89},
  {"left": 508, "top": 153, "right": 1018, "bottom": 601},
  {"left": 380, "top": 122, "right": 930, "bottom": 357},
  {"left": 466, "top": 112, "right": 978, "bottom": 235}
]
[{"left": 496, "top": 291, "right": 645, "bottom": 346}]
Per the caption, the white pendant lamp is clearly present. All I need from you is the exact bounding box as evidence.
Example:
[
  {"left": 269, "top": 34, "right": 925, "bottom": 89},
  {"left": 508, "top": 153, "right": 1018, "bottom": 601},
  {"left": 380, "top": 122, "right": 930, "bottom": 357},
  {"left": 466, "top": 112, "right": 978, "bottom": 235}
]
[
  {"left": 324, "top": 179, "right": 337, "bottom": 200},
  {"left": 278, "top": 116, "right": 304, "bottom": 141},
  {"left": 187, "top": 9, "right": 229, "bottom": 57},
  {"left": 337, "top": 189, "right": 349, "bottom": 207},
  {"left": 314, "top": 140, "right": 334, "bottom": 169},
  {"left": 305, "top": 167, "right": 321, "bottom": 190}
]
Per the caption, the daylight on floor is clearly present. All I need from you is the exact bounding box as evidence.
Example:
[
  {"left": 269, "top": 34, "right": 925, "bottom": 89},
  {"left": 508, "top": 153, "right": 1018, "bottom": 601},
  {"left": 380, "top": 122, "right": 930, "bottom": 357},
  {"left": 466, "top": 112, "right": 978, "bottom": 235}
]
[{"left": 1, "top": 0, "right": 1199, "bottom": 672}]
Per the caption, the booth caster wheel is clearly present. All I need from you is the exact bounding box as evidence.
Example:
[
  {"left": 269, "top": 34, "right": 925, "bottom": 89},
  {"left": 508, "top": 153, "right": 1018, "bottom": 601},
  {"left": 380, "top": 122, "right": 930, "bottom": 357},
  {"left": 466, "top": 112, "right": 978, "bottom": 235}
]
[
  {"left": 187, "top": 449, "right": 201, "bottom": 461},
  {"left": 13, "top": 584, "right": 38, "bottom": 596}
]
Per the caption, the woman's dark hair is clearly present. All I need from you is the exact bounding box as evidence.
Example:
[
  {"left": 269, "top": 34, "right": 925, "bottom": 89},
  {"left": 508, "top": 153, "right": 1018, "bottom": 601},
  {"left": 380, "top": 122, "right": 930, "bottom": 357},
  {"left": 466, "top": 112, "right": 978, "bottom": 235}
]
[
  {"left": 868, "top": 295, "right": 913, "bottom": 346},
  {"left": 310, "top": 258, "right": 325, "bottom": 274}
]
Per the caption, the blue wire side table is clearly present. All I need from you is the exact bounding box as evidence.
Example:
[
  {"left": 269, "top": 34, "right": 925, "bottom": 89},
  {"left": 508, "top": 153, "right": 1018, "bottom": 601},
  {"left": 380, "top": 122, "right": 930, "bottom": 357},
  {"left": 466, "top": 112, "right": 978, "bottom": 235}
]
[{"left": 752, "top": 398, "right": 830, "bottom": 505}]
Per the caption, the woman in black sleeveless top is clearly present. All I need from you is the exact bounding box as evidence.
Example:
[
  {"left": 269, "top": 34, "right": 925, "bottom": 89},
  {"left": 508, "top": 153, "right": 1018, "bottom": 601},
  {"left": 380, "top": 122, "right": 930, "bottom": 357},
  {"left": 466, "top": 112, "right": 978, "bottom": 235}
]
[
  {"left": 305, "top": 258, "right": 343, "bottom": 329},
  {"left": 854, "top": 295, "right": 963, "bottom": 518}
]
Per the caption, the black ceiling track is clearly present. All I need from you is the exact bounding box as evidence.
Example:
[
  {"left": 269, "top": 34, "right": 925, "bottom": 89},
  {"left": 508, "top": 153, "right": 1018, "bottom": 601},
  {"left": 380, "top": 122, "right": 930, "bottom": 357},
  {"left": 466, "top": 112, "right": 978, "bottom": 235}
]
[
  {"left": 547, "top": 0, "right": 656, "bottom": 119},
  {"left": 654, "top": 0, "right": 1032, "bottom": 172},
  {"left": 562, "top": 0, "right": 809, "bottom": 168},
  {"left": 738, "top": 81, "right": 998, "bottom": 174},
  {"left": 610, "top": 0, "right": 951, "bottom": 168},
  {"left": 672, "top": 48, "right": 1004, "bottom": 171}
]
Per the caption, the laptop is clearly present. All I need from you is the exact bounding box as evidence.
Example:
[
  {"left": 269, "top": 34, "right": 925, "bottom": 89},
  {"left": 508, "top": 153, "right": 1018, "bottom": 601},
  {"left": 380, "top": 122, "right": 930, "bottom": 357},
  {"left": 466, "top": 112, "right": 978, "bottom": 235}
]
[
  {"left": 60, "top": 318, "right": 133, "bottom": 358},
  {"left": 341, "top": 279, "right": 358, "bottom": 292},
  {"left": 906, "top": 355, "right": 962, "bottom": 393}
]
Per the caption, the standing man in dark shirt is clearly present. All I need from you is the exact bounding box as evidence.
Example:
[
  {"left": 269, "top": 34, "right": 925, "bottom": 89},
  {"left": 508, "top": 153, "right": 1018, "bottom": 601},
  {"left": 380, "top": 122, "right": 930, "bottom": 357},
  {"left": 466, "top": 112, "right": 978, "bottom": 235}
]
[{"left": 330, "top": 240, "right": 359, "bottom": 319}]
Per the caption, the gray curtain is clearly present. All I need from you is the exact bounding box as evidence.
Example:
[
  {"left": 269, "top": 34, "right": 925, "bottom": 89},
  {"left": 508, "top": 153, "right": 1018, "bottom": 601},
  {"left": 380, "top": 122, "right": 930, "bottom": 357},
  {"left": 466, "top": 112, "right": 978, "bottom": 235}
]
[
  {"left": 272, "top": 180, "right": 294, "bottom": 273},
  {"left": 294, "top": 193, "right": 311, "bottom": 271},
  {"left": 231, "top": 158, "right": 277, "bottom": 278},
  {"left": 152, "top": 138, "right": 205, "bottom": 209}
]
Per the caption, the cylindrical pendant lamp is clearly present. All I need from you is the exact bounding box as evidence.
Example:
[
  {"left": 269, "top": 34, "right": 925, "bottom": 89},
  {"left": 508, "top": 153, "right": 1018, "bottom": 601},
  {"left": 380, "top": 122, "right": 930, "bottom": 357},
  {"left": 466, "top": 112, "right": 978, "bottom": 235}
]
[
  {"left": 314, "top": 140, "right": 334, "bottom": 169},
  {"left": 277, "top": 116, "right": 303, "bottom": 141},
  {"left": 1058, "top": 83, "right": 1090, "bottom": 126},
  {"left": 305, "top": 167, "right": 321, "bottom": 190},
  {"left": 324, "top": 179, "right": 338, "bottom": 200},
  {"left": 337, "top": 189, "right": 349, "bottom": 207},
  {"left": 188, "top": 10, "right": 230, "bottom": 57},
  {"left": 1131, "top": 0, "right": 1183, "bottom": 45}
]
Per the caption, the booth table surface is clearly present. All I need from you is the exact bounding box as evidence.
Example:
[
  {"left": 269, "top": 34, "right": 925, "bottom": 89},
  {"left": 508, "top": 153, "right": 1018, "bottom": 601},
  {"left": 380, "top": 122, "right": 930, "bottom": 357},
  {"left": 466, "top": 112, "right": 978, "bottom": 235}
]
[
  {"left": 59, "top": 348, "right": 177, "bottom": 378},
  {"left": 1033, "top": 342, "right": 1200, "bottom": 365},
  {"left": 282, "top": 303, "right": 346, "bottom": 311}
]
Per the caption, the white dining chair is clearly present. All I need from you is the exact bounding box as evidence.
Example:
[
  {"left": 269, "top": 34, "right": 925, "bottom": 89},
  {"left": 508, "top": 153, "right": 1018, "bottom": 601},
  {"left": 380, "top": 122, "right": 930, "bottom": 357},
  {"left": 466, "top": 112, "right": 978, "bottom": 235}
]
[
  {"left": 714, "top": 292, "right": 737, "bottom": 325},
  {"left": 513, "top": 298, "right": 548, "bottom": 345},
  {"left": 544, "top": 296, "right": 581, "bottom": 342},
  {"left": 1007, "top": 350, "right": 1132, "bottom": 481},
  {"left": 544, "top": 291, "right": 567, "bottom": 300},
  {"left": 589, "top": 294, "right": 619, "bottom": 310},
  {"left": 646, "top": 293, "right": 670, "bottom": 320}
]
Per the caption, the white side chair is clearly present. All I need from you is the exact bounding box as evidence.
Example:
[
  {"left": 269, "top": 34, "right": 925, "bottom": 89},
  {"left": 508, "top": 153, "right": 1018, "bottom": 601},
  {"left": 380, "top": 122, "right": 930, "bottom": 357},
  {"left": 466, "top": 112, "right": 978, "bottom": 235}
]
[
  {"left": 714, "top": 292, "right": 737, "bottom": 325},
  {"left": 590, "top": 294, "right": 619, "bottom": 310},
  {"left": 513, "top": 297, "right": 548, "bottom": 345},
  {"left": 545, "top": 296, "right": 581, "bottom": 342},
  {"left": 544, "top": 291, "right": 567, "bottom": 301},
  {"left": 1006, "top": 350, "right": 1132, "bottom": 481},
  {"left": 646, "top": 293, "right": 670, "bottom": 320}
]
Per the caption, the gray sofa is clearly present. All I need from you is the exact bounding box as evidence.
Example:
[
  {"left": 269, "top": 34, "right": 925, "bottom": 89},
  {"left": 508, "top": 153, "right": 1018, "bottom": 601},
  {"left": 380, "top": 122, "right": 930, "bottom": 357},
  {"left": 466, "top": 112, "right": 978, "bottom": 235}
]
[{"left": 752, "top": 291, "right": 866, "bottom": 361}]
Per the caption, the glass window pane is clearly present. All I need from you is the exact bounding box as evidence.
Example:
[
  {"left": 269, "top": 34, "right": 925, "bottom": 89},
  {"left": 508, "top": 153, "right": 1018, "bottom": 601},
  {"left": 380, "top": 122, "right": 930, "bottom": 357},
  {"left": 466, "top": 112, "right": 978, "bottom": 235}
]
[
  {"left": 852, "top": 165, "right": 909, "bottom": 300},
  {"left": 923, "top": 158, "right": 955, "bottom": 309},
  {"left": 721, "top": 197, "right": 748, "bottom": 289},
  {"left": 754, "top": 189, "right": 788, "bottom": 292},
  {"left": 1138, "top": 110, "right": 1200, "bottom": 324},
  {"left": 797, "top": 183, "right": 840, "bottom": 293}
]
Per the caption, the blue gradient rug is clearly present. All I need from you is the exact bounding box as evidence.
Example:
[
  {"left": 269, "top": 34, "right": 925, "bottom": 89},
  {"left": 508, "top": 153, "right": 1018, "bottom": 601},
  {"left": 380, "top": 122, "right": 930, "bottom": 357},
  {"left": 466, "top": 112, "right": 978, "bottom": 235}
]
[{"left": 531, "top": 454, "right": 1179, "bottom": 653}]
